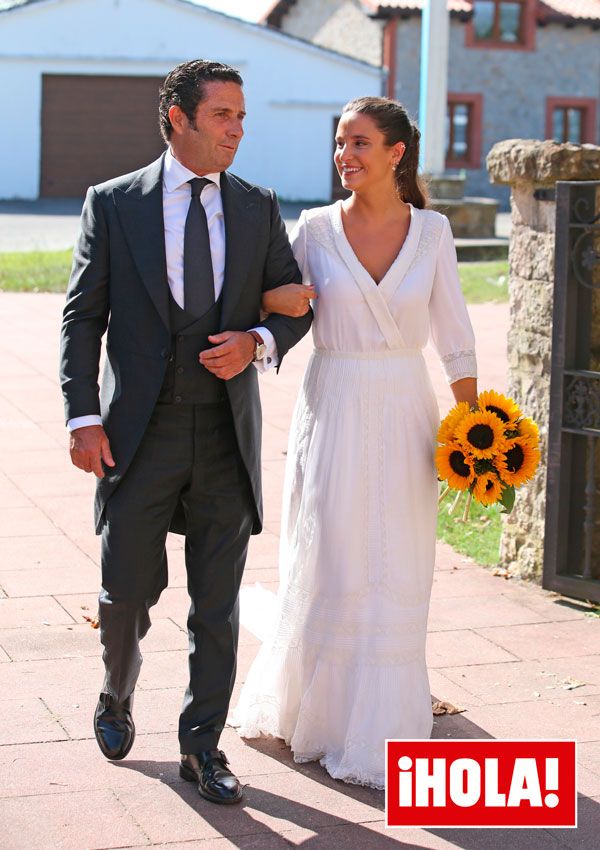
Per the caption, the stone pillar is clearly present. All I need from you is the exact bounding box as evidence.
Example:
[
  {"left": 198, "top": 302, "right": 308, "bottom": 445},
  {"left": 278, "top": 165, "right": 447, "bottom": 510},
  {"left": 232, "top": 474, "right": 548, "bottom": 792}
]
[{"left": 487, "top": 139, "right": 600, "bottom": 580}]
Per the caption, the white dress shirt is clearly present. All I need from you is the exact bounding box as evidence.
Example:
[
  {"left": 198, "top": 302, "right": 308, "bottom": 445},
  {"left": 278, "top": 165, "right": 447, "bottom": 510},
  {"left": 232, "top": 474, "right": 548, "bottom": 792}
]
[{"left": 68, "top": 149, "right": 277, "bottom": 432}]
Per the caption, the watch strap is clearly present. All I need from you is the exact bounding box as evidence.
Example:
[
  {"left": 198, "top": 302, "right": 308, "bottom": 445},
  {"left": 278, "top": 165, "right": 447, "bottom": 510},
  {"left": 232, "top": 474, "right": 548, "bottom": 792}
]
[
  {"left": 248, "top": 330, "right": 264, "bottom": 347},
  {"left": 248, "top": 330, "right": 266, "bottom": 361}
]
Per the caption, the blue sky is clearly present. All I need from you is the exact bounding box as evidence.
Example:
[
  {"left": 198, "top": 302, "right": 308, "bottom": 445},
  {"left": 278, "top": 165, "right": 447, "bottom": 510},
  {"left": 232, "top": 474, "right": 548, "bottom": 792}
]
[
  {"left": 0, "top": 0, "right": 272, "bottom": 20},
  {"left": 196, "top": 0, "right": 271, "bottom": 21}
]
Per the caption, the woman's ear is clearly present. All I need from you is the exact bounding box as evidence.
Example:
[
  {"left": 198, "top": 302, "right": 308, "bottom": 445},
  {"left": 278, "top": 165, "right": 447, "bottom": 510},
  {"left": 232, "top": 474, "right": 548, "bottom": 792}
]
[{"left": 391, "top": 142, "right": 406, "bottom": 169}]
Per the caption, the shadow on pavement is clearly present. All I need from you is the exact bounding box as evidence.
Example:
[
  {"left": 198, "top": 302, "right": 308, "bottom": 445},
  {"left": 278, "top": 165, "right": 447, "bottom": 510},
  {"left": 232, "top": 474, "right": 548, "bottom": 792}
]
[
  {"left": 111, "top": 702, "right": 595, "bottom": 848},
  {"left": 115, "top": 757, "right": 411, "bottom": 849}
]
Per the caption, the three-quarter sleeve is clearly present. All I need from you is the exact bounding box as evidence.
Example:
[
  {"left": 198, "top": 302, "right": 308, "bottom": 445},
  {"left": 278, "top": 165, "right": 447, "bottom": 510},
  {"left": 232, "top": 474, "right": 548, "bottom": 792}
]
[
  {"left": 289, "top": 209, "right": 310, "bottom": 282},
  {"left": 429, "top": 215, "right": 478, "bottom": 384}
]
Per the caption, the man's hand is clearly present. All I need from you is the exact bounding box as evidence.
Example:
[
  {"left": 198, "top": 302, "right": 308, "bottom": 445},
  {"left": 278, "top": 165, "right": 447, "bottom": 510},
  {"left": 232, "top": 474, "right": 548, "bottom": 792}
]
[
  {"left": 69, "top": 425, "right": 115, "bottom": 479},
  {"left": 262, "top": 283, "right": 316, "bottom": 317},
  {"left": 199, "top": 331, "right": 255, "bottom": 380}
]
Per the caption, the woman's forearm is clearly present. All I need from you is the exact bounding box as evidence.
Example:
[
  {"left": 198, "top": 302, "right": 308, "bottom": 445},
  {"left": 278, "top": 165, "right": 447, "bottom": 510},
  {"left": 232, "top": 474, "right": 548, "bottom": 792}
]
[
  {"left": 450, "top": 377, "right": 478, "bottom": 407},
  {"left": 261, "top": 283, "right": 316, "bottom": 317}
]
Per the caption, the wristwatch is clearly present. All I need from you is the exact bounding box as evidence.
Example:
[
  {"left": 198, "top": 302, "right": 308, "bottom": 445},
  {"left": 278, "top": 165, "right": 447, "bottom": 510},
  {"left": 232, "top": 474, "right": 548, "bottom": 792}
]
[{"left": 248, "top": 330, "right": 267, "bottom": 362}]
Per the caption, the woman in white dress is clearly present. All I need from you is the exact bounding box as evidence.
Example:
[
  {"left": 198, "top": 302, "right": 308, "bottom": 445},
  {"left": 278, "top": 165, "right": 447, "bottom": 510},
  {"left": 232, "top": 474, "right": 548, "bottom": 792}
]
[{"left": 233, "top": 97, "right": 478, "bottom": 789}]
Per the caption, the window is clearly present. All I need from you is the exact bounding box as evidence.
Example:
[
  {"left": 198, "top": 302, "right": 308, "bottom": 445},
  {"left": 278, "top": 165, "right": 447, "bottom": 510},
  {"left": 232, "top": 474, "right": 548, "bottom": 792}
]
[
  {"left": 545, "top": 98, "right": 598, "bottom": 145},
  {"left": 467, "top": 0, "right": 535, "bottom": 50},
  {"left": 446, "top": 94, "right": 483, "bottom": 169},
  {"left": 553, "top": 108, "right": 582, "bottom": 143},
  {"left": 473, "top": 1, "right": 521, "bottom": 43},
  {"left": 447, "top": 103, "right": 470, "bottom": 160}
]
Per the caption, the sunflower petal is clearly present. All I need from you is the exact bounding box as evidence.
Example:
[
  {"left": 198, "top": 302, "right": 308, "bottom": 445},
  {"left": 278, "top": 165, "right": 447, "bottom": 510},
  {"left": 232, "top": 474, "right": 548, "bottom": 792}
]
[{"left": 455, "top": 409, "right": 507, "bottom": 460}]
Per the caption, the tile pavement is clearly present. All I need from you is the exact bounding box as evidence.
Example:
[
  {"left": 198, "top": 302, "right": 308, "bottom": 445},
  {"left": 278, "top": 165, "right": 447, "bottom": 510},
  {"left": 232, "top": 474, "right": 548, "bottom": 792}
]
[{"left": 0, "top": 293, "right": 598, "bottom": 849}]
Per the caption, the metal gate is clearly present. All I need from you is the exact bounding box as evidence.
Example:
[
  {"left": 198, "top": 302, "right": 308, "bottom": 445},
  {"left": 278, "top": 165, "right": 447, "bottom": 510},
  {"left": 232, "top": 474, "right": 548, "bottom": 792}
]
[{"left": 543, "top": 180, "right": 600, "bottom": 603}]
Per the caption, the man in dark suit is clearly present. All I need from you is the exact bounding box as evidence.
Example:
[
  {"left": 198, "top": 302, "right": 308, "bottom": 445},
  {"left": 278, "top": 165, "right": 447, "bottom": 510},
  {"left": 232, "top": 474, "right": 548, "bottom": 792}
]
[{"left": 59, "top": 60, "right": 312, "bottom": 805}]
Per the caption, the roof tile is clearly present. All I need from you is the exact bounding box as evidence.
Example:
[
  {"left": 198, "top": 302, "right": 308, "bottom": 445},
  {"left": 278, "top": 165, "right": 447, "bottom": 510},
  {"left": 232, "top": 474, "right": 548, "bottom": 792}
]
[{"left": 362, "top": 0, "right": 600, "bottom": 22}]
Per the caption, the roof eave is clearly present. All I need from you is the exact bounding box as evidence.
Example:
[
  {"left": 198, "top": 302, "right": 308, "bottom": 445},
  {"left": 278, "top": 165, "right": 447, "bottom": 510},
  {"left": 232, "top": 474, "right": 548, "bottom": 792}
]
[
  {"left": 262, "top": 0, "right": 296, "bottom": 28},
  {"left": 366, "top": 7, "right": 471, "bottom": 21},
  {"left": 537, "top": 12, "right": 600, "bottom": 28},
  {"left": 365, "top": 2, "right": 600, "bottom": 26}
]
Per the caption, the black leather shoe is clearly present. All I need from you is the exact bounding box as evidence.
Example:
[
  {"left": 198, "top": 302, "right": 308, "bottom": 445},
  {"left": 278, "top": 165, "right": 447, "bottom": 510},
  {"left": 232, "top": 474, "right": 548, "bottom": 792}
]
[
  {"left": 180, "top": 750, "right": 243, "bottom": 804},
  {"left": 94, "top": 693, "right": 135, "bottom": 760}
]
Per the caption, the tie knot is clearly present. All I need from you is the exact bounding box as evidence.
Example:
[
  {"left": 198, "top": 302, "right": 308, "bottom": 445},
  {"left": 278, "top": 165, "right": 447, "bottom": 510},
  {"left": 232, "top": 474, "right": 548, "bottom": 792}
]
[{"left": 189, "top": 177, "right": 213, "bottom": 197}]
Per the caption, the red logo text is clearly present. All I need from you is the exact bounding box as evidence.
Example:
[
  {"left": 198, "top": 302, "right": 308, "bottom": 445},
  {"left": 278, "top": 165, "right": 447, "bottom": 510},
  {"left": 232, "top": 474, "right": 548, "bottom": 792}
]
[{"left": 386, "top": 739, "right": 576, "bottom": 828}]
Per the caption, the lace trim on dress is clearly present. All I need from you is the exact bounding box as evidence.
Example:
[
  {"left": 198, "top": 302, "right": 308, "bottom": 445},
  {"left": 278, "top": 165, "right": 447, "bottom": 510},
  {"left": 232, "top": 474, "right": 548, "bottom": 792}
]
[
  {"left": 304, "top": 205, "right": 338, "bottom": 255},
  {"left": 442, "top": 348, "right": 477, "bottom": 364},
  {"left": 441, "top": 348, "right": 478, "bottom": 383},
  {"left": 405, "top": 211, "right": 443, "bottom": 277}
]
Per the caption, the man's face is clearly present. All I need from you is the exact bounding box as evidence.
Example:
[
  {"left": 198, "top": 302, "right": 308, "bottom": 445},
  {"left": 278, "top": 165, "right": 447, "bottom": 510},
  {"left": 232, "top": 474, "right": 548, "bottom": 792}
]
[{"left": 169, "top": 80, "right": 246, "bottom": 174}]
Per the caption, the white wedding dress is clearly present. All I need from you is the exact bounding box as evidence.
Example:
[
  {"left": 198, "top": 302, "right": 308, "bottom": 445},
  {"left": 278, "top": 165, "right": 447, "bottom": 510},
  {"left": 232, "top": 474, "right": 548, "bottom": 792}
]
[{"left": 233, "top": 201, "right": 477, "bottom": 789}]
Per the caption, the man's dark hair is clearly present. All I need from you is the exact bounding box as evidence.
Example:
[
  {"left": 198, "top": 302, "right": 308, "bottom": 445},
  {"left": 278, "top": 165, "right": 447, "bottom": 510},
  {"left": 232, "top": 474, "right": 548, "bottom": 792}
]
[{"left": 158, "top": 60, "right": 243, "bottom": 143}]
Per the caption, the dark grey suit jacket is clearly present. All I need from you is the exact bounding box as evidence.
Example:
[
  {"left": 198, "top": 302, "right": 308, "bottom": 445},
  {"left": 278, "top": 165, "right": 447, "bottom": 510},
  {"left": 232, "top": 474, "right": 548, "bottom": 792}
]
[{"left": 59, "top": 153, "right": 312, "bottom": 535}]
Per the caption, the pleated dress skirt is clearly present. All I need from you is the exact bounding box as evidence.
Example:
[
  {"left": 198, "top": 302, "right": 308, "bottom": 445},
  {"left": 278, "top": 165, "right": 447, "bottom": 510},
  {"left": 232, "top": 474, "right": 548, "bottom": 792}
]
[{"left": 232, "top": 346, "right": 440, "bottom": 789}]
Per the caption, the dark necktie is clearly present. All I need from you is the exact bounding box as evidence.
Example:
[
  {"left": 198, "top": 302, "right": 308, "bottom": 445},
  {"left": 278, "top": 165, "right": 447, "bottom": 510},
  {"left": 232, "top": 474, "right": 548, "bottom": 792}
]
[{"left": 183, "top": 177, "right": 215, "bottom": 318}]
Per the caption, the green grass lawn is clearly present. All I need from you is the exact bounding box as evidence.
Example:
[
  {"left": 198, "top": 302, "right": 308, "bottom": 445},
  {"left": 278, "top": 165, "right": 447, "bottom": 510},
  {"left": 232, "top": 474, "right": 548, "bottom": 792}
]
[
  {"left": 0, "top": 249, "right": 72, "bottom": 292},
  {"left": 458, "top": 261, "right": 508, "bottom": 303},
  {"left": 437, "top": 488, "right": 503, "bottom": 566},
  {"left": 0, "top": 250, "right": 509, "bottom": 303}
]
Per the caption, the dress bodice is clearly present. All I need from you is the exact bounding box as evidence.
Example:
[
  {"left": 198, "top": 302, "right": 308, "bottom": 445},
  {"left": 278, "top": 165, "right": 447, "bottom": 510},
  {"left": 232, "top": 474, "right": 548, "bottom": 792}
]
[{"left": 290, "top": 201, "right": 477, "bottom": 384}]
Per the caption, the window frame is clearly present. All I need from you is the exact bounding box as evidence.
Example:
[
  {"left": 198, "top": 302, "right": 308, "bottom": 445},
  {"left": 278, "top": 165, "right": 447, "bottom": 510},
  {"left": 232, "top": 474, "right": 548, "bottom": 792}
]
[
  {"left": 545, "top": 97, "right": 598, "bottom": 145},
  {"left": 446, "top": 92, "right": 483, "bottom": 170},
  {"left": 466, "top": 0, "right": 536, "bottom": 51}
]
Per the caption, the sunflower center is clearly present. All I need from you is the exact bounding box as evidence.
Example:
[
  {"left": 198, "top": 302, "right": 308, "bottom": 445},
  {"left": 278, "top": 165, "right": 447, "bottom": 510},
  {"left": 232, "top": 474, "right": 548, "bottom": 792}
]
[
  {"left": 449, "top": 450, "right": 470, "bottom": 477},
  {"left": 467, "top": 424, "right": 494, "bottom": 450},
  {"left": 505, "top": 443, "right": 524, "bottom": 473},
  {"left": 486, "top": 405, "right": 509, "bottom": 423},
  {"left": 485, "top": 479, "right": 494, "bottom": 491}
]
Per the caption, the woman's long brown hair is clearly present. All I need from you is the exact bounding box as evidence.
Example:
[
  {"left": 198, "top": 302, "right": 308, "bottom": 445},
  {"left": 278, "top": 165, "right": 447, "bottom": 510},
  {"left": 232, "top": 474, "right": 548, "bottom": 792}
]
[{"left": 342, "top": 96, "right": 429, "bottom": 209}]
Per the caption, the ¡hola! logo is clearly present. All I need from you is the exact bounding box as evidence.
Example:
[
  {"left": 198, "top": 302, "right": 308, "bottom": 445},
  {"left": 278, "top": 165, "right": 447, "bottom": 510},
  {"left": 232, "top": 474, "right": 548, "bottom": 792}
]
[{"left": 386, "top": 740, "right": 576, "bottom": 828}]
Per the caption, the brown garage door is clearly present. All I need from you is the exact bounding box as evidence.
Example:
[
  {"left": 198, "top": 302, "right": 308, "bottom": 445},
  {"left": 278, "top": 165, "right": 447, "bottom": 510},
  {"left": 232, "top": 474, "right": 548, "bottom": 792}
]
[{"left": 40, "top": 74, "right": 166, "bottom": 198}]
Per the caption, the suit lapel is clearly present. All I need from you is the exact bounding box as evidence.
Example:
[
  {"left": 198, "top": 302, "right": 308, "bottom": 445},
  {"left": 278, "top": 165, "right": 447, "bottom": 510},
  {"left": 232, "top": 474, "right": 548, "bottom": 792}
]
[
  {"left": 113, "top": 154, "right": 170, "bottom": 331},
  {"left": 219, "top": 172, "right": 261, "bottom": 330}
]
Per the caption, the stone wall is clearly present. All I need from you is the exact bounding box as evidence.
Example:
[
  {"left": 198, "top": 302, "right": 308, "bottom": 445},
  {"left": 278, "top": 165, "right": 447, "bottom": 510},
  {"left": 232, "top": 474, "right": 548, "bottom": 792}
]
[
  {"left": 276, "top": 0, "right": 383, "bottom": 67},
  {"left": 487, "top": 139, "right": 600, "bottom": 580},
  {"left": 274, "top": 4, "right": 599, "bottom": 208},
  {"left": 392, "top": 18, "right": 600, "bottom": 209}
]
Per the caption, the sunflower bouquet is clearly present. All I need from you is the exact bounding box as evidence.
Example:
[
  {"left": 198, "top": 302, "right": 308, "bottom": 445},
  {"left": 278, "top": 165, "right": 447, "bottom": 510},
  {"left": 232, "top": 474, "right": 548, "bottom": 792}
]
[{"left": 436, "top": 390, "right": 540, "bottom": 521}]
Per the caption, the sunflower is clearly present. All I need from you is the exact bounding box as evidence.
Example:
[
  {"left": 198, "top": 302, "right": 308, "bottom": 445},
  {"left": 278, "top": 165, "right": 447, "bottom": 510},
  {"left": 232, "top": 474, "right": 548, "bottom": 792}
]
[
  {"left": 477, "top": 390, "right": 521, "bottom": 429},
  {"left": 497, "top": 437, "right": 540, "bottom": 487},
  {"left": 473, "top": 472, "right": 504, "bottom": 506},
  {"left": 516, "top": 416, "right": 539, "bottom": 446},
  {"left": 437, "top": 401, "right": 471, "bottom": 445},
  {"left": 436, "top": 443, "right": 475, "bottom": 490},
  {"left": 455, "top": 409, "right": 507, "bottom": 460}
]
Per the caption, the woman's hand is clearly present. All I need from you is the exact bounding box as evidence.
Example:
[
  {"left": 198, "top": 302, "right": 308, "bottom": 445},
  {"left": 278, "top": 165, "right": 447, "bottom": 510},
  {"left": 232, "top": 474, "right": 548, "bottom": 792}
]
[{"left": 262, "top": 283, "right": 317, "bottom": 318}]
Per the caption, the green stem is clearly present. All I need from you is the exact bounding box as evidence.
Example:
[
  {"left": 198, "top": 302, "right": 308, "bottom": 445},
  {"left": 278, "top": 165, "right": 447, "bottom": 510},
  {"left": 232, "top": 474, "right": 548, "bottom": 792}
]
[
  {"left": 438, "top": 484, "right": 451, "bottom": 505},
  {"left": 461, "top": 491, "right": 473, "bottom": 523},
  {"left": 448, "top": 489, "right": 463, "bottom": 516}
]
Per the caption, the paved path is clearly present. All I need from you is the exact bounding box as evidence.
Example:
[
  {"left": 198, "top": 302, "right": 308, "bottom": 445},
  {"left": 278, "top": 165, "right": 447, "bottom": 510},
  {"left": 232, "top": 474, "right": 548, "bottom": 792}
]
[{"left": 0, "top": 293, "right": 598, "bottom": 849}]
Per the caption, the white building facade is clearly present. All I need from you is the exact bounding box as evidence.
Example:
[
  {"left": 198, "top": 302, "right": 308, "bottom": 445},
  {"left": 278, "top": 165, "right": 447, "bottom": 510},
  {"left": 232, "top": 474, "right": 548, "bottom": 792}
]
[{"left": 0, "top": 0, "right": 381, "bottom": 200}]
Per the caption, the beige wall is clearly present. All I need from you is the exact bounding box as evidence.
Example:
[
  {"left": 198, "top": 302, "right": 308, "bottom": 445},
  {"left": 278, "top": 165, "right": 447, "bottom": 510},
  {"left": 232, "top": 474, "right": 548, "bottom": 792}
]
[{"left": 277, "top": 0, "right": 383, "bottom": 67}]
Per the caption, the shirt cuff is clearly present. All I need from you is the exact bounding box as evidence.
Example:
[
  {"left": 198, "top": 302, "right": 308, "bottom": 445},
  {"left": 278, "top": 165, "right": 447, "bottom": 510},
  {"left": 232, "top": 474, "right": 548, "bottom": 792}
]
[
  {"left": 251, "top": 326, "right": 279, "bottom": 373},
  {"left": 67, "top": 415, "right": 103, "bottom": 431},
  {"left": 441, "top": 350, "right": 478, "bottom": 384}
]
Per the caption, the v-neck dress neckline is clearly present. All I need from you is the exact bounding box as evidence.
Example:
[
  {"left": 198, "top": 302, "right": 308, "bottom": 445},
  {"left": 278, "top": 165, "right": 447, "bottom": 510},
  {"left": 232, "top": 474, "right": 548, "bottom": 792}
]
[
  {"left": 329, "top": 200, "right": 423, "bottom": 350},
  {"left": 330, "top": 200, "right": 422, "bottom": 300}
]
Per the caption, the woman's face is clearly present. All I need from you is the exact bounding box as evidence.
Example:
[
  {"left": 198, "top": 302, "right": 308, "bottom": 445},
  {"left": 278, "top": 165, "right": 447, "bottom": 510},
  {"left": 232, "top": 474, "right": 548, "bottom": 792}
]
[{"left": 334, "top": 111, "right": 404, "bottom": 193}]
